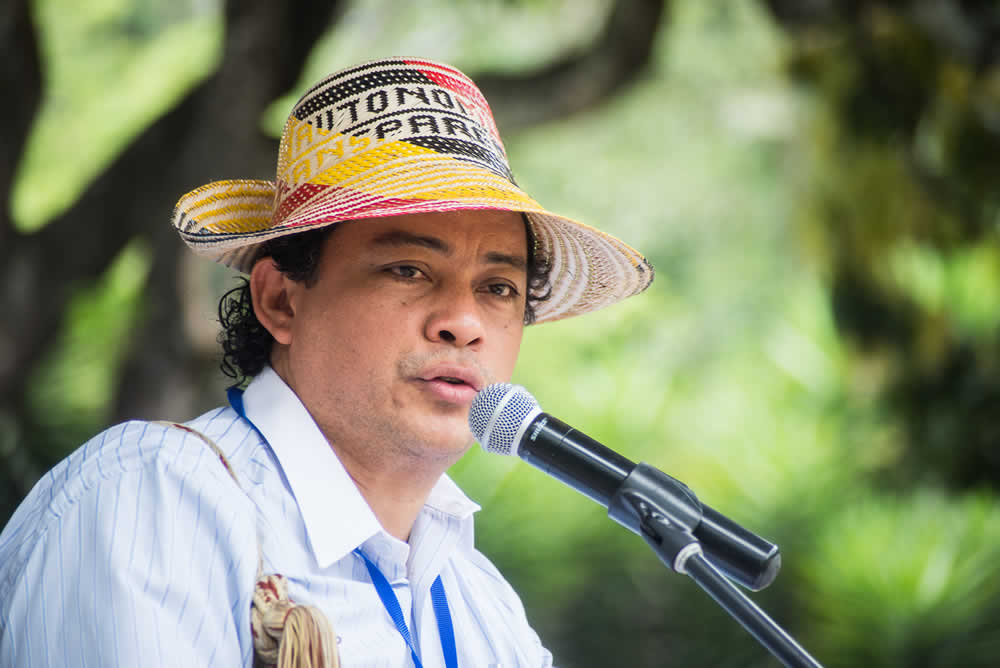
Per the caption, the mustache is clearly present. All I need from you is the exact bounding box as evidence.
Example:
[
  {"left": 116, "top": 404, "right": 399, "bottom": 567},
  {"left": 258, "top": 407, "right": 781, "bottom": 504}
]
[{"left": 397, "top": 350, "right": 496, "bottom": 387}]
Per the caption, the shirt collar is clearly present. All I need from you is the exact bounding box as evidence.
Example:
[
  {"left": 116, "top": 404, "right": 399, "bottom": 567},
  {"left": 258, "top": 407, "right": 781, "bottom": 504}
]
[{"left": 242, "top": 366, "right": 480, "bottom": 568}]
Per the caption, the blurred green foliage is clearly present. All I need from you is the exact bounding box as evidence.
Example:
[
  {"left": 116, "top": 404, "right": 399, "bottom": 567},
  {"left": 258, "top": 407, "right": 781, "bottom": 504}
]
[
  {"left": 10, "top": 0, "right": 1000, "bottom": 666},
  {"left": 802, "top": 490, "right": 1000, "bottom": 666},
  {"left": 25, "top": 241, "right": 151, "bottom": 458},
  {"left": 12, "top": 0, "right": 220, "bottom": 230},
  {"left": 780, "top": 1, "right": 1000, "bottom": 492}
]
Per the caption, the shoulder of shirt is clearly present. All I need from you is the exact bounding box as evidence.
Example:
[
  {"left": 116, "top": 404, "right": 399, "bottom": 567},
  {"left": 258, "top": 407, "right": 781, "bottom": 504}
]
[
  {"left": 449, "top": 547, "right": 551, "bottom": 661},
  {"left": 0, "top": 407, "right": 268, "bottom": 603},
  {"left": 77, "top": 407, "right": 263, "bottom": 486},
  {"left": 452, "top": 544, "right": 532, "bottom": 618},
  {"left": 1, "top": 407, "right": 264, "bottom": 546}
]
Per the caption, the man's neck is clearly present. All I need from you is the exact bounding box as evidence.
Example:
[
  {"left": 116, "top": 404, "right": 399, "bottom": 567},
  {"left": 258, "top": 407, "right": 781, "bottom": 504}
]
[
  {"left": 330, "top": 441, "right": 452, "bottom": 542},
  {"left": 269, "top": 357, "right": 458, "bottom": 542}
]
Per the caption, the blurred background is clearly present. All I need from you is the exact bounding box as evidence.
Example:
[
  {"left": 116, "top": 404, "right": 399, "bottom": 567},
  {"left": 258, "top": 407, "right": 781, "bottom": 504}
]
[{"left": 4, "top": 0, "right": 1000, "bottom": 665}]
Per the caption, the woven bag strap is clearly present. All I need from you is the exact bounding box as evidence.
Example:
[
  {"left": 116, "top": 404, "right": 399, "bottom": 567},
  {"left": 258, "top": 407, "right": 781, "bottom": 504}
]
[{"left": 153, "top": 421, "right": 340, "bottom": 668}]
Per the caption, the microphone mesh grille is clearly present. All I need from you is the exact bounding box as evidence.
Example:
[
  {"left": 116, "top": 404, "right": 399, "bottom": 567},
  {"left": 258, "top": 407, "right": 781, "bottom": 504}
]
[
  {"left": 468, "top": 383, "right": 539, "bottom": 456},
  {"left": 468, "top": 383, "right": 508, "bottom": 442}
]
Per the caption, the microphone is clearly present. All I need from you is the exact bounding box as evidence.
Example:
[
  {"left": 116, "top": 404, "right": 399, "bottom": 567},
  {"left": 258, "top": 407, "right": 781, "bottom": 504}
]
[{"left": 469, "top": 383, "right": 781, "bottom": 591}]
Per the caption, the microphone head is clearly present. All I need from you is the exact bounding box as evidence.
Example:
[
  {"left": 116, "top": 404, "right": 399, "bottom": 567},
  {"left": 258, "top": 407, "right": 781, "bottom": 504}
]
[{"left": 468, "top": 383, "right": 541, "bottom": 456}]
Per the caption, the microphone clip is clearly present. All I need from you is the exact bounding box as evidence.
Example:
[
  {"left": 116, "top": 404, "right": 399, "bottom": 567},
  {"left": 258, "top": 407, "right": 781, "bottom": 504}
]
[
  {"left": 607, "top": 463, "right": 706, "bottom": 573},
  {"left": 608, "top": 462, "right": 704, "bottom": 535},
  {"left": 608, "top": 463, "right": 781, "bottom": 591}
]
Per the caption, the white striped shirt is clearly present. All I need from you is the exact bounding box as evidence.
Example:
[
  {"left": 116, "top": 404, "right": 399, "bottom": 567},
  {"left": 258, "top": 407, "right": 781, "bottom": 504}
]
[{"left": 0, "top": 367, "right": 553, "bottom": 667}]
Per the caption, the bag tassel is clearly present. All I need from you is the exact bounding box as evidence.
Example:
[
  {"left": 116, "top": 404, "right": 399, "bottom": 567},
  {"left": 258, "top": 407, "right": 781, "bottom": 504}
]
[{"left": 252, "top": 574, "right": 339, "bottom": 668}]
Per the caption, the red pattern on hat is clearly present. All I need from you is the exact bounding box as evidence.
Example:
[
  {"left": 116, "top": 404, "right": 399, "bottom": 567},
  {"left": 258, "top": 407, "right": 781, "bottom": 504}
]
[{"left": 404, "top": 59, "right": 501, "bottom": 143}]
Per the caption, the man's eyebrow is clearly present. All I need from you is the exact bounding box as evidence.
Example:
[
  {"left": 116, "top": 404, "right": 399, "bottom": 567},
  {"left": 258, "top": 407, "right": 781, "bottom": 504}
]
[
  {"left": 369, "top": 229, "right": 527, "bottom": 269},
  {"left": 484, "top": 251, "right": 526, "bottom": 270},
  {"left": 370, "top": 230, "right": 451, "bottom": 253}
]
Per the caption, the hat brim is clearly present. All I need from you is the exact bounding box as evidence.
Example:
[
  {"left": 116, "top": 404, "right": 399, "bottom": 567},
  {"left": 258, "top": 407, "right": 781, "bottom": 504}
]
[{"left": 172, "top": 171, "right": 652, "bottom": 324}]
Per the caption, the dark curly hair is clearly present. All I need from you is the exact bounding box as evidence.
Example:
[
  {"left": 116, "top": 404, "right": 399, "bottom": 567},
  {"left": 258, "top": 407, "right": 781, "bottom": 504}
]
[{"left": 218, "top": 215, "right": 552, "bottom": 385}]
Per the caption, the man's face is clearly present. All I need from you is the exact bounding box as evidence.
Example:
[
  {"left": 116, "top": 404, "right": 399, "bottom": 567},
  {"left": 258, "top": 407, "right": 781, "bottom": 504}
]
[{"left": 271, "top": 209, "right": 527, "bottom": 465}]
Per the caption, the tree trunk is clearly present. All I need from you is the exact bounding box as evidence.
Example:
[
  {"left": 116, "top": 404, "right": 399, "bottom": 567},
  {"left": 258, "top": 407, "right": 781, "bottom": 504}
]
[
  {"left": 0, "top": 0, "right": 45, "bottom": 513},
  {"left": 476, "top": 0, "right": 668, "bottom": 132}
]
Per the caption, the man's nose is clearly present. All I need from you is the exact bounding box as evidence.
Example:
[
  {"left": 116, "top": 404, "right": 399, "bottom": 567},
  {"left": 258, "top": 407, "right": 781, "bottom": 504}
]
[{"left": 423, "top": 288, "right": 484, "bottom": 348}]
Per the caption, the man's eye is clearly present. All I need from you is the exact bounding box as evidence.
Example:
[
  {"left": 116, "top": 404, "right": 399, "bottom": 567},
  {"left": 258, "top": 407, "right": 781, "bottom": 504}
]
[
  {"left": 488, "top": 283, "right": 518, "bottom": 298},
  {"left": 388, "top": 265, "right": 424, "bottom": 279}
]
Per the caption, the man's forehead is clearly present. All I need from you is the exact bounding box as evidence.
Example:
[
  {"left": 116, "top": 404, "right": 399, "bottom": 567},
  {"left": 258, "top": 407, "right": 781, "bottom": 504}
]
[
  {"left": 369, "top": 228, "right": 451, "bottom": 252},
  {"left": 351, "top": 212, "right": 528, "bottom": 264}
]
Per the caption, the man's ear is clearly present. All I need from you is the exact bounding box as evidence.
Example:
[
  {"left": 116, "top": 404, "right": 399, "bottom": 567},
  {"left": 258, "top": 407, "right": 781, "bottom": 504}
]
[{"left": 250, "top": 259, "right": 296, "bottom": 345}]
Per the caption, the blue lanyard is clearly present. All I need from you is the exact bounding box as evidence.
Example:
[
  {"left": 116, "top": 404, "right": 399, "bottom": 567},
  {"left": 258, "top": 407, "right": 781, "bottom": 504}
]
[
  {"left": 228, "top": 387, "right": 458, "bottom": 668},
  {"left": 355, "top": 549, "right": 457, "bottom": 668}
]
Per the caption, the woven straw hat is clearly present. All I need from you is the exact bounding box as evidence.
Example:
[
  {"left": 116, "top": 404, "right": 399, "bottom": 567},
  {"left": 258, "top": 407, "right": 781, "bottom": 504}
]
[{"left": 172, "top": 57, "right": 653, "bottom": 323}]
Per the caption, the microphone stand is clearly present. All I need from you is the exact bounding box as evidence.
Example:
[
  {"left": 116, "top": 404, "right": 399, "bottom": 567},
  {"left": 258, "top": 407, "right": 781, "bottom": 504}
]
[{"left": 609, "top": 466, "right": 824, "bottom": 668}]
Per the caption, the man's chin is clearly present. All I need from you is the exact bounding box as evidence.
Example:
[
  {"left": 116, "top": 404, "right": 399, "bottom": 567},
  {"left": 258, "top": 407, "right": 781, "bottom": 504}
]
[{"left": 395, "top": 421, "right": 475, "bottom": 462}]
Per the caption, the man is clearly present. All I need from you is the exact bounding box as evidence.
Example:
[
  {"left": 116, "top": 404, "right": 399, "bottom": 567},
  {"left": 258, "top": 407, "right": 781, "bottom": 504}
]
[{"left": 0, "top": 58, "right": 652, "bottom": 666}]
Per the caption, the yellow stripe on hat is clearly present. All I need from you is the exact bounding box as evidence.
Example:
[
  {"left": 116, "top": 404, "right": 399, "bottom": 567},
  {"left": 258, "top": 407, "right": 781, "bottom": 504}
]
[
  {"left": 319, "top": 154, "right": 535, "bottom": 203},
  {"left": 204, "top": 215, "right": 274, "bottom": 235},
  {"left": 175, "top": 180, "right": 274, "bottom": 235},
  {"left": 188, "top": 197, "right": 272, "bottom": 235},
  {"left": 309, "top": 140, "right": 437, "bottom": 187},
  {"left": 408, "top": 182, "right": 537, "bottom": 205},
  {"left": 278, "top": 118, "right": 380, "bottom": 185},
  {"left": 187, "top": 182, "right": 271, "bottom": 210}
]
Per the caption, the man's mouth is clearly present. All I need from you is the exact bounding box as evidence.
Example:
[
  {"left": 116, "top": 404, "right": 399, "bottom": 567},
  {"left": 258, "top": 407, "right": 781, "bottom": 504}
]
[
  {"left": 417, "top": 365, "right": 484, "bottom": 393},
  {"left": 414, "top": 364, "right": 485, "bottom": 403},
  {"left": 417, "top": 375, "right": 479, "bottom": 404}
]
